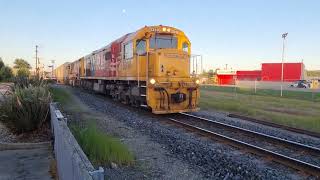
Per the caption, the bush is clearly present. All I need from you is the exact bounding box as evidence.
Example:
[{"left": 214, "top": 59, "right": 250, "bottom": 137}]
[
  {"left": 0, "top": 85, "right": 52, "bottom": 133},
  {"left": 13, "top": 76, "right": 50, "bottom": 88},
  {"left": 0, "top": 60, "right": 13, "bottom": 82},
  {"left": 72, "top": 123, "right": 134, "bottom": 167}
]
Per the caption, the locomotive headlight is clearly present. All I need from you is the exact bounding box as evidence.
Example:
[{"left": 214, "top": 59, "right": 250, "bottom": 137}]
[
  {"left": 150, "top": 78, "right": 156, "bottom": 85},
  {"left": 162, "top": 27, "right": 167, "bottom": 32},
  {"left": 195, "top": 79, "right": 200, "bottom": 84},
  {"left": 167, "top": 28, "right": 171, "bottom": 32}
]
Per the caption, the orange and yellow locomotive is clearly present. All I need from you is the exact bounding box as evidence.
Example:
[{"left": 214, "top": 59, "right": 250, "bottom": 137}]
[{"left": 55, "top": 25, "right": 200, "bottom": 114}]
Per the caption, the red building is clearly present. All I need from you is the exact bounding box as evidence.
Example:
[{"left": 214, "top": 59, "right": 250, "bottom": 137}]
[
  {"left": 215, "top": 62, "right": 305, "bottom": 85},
  {"left": 216, "top": 70, "right": 236, "bottom": 85},
  {"left": 236, "top": 70, "right": 261, "bottom": 81},
  {"left": 261, "top": 63, "right": 305, "bottom": 82}
]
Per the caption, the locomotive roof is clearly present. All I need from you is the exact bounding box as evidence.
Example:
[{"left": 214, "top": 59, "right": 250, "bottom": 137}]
[{"left": 81, "top": 25, "right": 188, "bottom": 59}]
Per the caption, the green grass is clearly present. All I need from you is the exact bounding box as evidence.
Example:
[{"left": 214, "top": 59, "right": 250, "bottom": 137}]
[
  {"left": 200, "top": 87, "right": 320, "bottom": 133},
  {"left": 72, "top": 122, "right": 134, "bottom": 167},
  {"left": 50, "top": 86, "right": 134, "bottom": 167},
  {"left": 49, "top": 87, "right": 72, "bottom": 105},
  {"left": 201, "top": 85, "right": 320, "bottom": 102}
]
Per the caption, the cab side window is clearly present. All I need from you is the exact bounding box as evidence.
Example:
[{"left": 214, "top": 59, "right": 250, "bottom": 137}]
[
  {"left": 105, "top": 51, "right": 111, "bottom": 61},
  {"left": 182, "top": 42, "right": 189, "bottom": 52},
  {"left": 136, "top": 39, "right": 146, "bottom": 55},
  {"left": 124, "top": 42, "right": 133, "bottom": 59}
]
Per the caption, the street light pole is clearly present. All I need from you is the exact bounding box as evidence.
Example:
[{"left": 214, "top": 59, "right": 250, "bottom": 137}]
[
  {"left": 281, "top": 32, "right": 288, "bottom": 97},
  {"left": 50, "top": 60, "right": 55, "bottom": 79}
]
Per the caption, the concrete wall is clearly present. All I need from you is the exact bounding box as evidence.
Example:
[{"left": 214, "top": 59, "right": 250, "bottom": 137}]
[{"left": 50, "top": 103, "right": 104, "bottom": 180}]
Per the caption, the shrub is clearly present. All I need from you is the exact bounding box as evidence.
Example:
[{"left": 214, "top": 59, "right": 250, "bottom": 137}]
[
  {"left": 71, "top": 123, "right": 134, "bottom": 167},
  {"left": 0, "top": 85, "right": 52, "bottom": 133},
  {"left": 0, "top": 59, "right": 13, "bottom": 82}
]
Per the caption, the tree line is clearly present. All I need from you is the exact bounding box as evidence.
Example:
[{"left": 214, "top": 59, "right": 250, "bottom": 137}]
[{"left": 0, "top": 57, "right": 31, "bottom": 82}]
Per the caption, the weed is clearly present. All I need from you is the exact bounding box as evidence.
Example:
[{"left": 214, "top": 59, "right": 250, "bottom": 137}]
[{"left": 71, "top": 122, "right": 134, "bottom": 167}]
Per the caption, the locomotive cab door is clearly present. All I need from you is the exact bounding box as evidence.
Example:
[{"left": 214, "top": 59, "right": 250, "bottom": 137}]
[{"left": 136, "top": 39, "right": 148, "bottom": 85}]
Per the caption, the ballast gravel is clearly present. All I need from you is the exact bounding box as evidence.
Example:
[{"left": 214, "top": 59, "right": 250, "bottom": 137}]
[{"left": 68, "top": 87, "right": 310, "bottom": 180}]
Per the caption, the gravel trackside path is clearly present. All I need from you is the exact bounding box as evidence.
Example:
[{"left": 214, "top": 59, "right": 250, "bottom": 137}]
[{"left": 64, "top": 86, "right": 308, "bottom": 180}]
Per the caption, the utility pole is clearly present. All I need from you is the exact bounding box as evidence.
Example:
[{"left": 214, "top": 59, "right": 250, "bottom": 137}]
[
  {"left": 35, "top": 45, "right": 39, "bottom": 78},
  {"left": 281, "top": 32, "right": 288, "bottom": 97}
]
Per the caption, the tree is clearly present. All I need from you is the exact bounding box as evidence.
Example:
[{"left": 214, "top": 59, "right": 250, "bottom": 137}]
[
  {"left": 0, "top": 58, "right": 4, "bottom": 69},
  {"left": 13, "top": 59, "right": 31, "bottom": 69},
  {"left": 13, "top": 58, "right": 31, "bottom": 77},
  {"left": 0, "top": 58, "right": 13, "bottom": 82},
  {"left": 208, "top": 69, "right": 215, "bottom": 77}
]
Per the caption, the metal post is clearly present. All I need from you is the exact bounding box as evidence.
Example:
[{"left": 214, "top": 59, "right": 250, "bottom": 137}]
[
  {"left": 192, "top": 56, "right": 195, "bottom": 76},
  {"left": 281, "top": 33, "right": 288, "bottom": 97},
  {"left": 196, "top": 56, "right": 198, "bottom": 76},
  {"left": 254, "top": 79, "right": 257, "bottom": 94},
  {"left": 137, "top": 54, "right": 140, "bottom": 87},
  {"left": 189, "top": 56, "right": 191, "bottom": 77},
  {"left": 146, "top": 52, "right": 149, "bottom": 85},
  {"left": 201, "top": 55, "right": 203, "bottom": 74}
]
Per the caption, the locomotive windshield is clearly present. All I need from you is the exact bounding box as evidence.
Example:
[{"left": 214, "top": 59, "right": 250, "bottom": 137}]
[{"left": 149, "top": 35, "right": 177, "bottom": 49}]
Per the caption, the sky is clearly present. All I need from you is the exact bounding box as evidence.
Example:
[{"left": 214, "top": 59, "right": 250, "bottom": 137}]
[{"left": 0, "top": 0, "right": 319, "bottom": 71}]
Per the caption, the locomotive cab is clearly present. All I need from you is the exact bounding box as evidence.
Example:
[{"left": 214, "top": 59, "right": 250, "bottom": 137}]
[{"left": 138, "top": 26, "right": 200, "bottom": 114}]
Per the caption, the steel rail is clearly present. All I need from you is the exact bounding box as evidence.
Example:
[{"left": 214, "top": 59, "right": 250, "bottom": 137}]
[
  {"left": 167, "top": 117, "right": 320, "bottom": 177},
  {"left": 180, "top": 113, "right": 320, "bottom": 155},
  {"left": 228, "top": 113, "right": 320, "bottom": 138}
]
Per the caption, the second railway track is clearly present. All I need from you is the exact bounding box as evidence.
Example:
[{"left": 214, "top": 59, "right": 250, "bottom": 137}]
[{"left": 166, "top": 113, "right": 320, "bottom": 177}]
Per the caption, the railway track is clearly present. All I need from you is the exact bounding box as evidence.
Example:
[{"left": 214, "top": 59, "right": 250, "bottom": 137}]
[
  {"left": 167, "top": 113, "right": 320, "bottom": 177},
  {"left": 228, "top": 113, "right": 320, "bottom": 138}
]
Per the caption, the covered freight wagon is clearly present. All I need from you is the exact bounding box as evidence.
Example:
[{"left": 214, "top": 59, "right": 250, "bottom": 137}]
[
  {"left": 54, "top": 62, "right": 70, "bottom": 84},
  {"left": 261, "top": 62, "right": 305, "bottom": 82}
]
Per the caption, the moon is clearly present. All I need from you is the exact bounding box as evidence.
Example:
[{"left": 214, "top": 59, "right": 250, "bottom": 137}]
[{"left": 122, "top": 9, "right": 126, "bottom": 13}]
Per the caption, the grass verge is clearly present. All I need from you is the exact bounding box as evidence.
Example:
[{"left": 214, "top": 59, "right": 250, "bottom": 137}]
[
  {"left": 200, "top": 87, "right": 320, "bottom": 133},
  {"left": 49, "top": 86, "right": 72, "bottom": 105},
  {"left": 201, "top": 85, "right": 320, "bottom": 102},
  {"left": 71, "top": 122, "right": 134, "bottom": 167},
  {"left": 50, "top": 86, "right": 134, "bottom": 167}
]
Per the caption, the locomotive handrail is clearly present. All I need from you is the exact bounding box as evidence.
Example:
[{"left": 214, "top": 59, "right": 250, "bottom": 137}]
[{"left": 137, "top": 53, "right": 140, "bottom": 87}]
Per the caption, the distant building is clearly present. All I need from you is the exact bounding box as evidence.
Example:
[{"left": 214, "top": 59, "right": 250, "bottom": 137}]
[
  {"left": 236, "top": 70, "right": 261, "bottom": 81},
  {"left": 261, "top": 62, "right": 305, "bottom": 82},
  {"left": 216, "top": 69, "right": 236, "bottom": 85},
  {"left": 215, "top": 62, "right": 305, "bottom": 85}
]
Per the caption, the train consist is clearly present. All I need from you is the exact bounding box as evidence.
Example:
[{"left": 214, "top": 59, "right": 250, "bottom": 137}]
[{"left": 54, "top": 25, "right": 200, "bottom": 114}]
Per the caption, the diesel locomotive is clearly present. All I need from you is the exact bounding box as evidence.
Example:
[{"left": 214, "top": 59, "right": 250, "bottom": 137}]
[{"left": 55, "top": 25, "right": 200, "bottom": 114}]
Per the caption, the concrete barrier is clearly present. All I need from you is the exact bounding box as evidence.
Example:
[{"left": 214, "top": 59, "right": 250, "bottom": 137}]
[{"left": 50, "top": 103, "right": 104, "bottom": 180}]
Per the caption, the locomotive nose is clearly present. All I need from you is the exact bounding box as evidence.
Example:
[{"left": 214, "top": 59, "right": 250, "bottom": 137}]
[{"left": 155, "top": 49, "right": 190, "bottom": 78}]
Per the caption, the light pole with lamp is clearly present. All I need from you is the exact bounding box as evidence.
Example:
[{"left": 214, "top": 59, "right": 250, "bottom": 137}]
[
  {"left": 281, "top": 32, "right": 288, "bottom": 97},
  {"left": 48, "top": 60, "right": 55, "bottom": 79}
]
